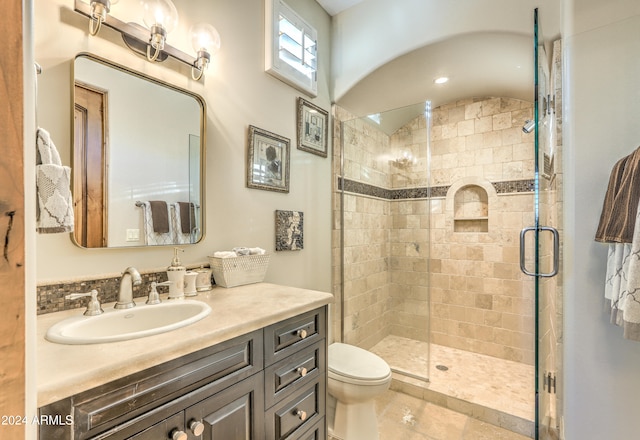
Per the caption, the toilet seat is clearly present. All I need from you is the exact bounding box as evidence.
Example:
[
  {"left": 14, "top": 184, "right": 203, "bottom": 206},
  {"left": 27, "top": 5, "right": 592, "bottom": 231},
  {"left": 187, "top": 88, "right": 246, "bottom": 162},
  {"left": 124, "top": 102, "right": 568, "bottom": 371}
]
[{"left": 328, "top": 343, "right": 391, "bottom": 385}]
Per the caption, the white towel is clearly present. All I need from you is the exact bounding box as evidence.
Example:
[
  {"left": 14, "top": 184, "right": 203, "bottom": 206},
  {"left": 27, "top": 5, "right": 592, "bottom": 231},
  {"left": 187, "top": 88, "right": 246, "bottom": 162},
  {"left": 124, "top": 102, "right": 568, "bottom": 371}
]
[
  {"left": 213, "top": 251, "right": 237, "bottom": 258},
  {"left": 36, "top": 128, "right": 74, "bottom": 233},
  {"left": 233, "top": 247, "right": 251, "bottom": 256},
  {"left": 248, "top": 247, "right": 266, "bottom": 255},
  {"left": 618, "top": 200, "right": 640, "bottom": 340},
  {"left": 603, "top": 198, "right": 640, "bottom": 341},
  {"left": 140, "top": 201, "right": 174, "bottom": 245}
]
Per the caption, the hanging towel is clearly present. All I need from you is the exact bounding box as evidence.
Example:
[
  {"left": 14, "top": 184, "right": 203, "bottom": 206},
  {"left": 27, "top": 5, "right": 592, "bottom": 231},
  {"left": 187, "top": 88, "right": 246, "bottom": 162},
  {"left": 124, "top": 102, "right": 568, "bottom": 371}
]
[
  {"left": 149, "top": 200, "right": 170, "bottom": 233},
  {"left": 36, "top": 128, "right": 74, "bottom": 233},
  {"left": 171, "top": 202, "right": 192, "bottom": 244},
  {"left": 614, "top": 199, "right": 640, "bottom": 341},
  {"left": 595, "top": 147, "right": 640, "bottom": 243},
  {"left": 139, "top": 201, "right": 174, "bottom": 245},
  {"left": 177, "top": 202, "right": 196, "bottom": 234}
]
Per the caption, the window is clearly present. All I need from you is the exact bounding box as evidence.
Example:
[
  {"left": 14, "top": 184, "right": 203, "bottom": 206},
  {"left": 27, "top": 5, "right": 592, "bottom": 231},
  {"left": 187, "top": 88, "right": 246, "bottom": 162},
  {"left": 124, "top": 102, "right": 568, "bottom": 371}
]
[{"left": 265, "top": 0, "right": 318, "bottom": 96}]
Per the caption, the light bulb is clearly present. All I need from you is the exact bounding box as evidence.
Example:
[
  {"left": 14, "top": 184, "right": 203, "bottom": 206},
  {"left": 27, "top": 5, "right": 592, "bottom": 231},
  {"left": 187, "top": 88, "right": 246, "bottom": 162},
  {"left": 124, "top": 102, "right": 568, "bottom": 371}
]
[
  {"left": 142, "top": 0, "right": 179, "bottom": 34},
  {"left": 189, "top": 23, "right": 221, "bottom": 80},
  {"left": 189, "top": 23, "right": 221, "bottom": 55}
]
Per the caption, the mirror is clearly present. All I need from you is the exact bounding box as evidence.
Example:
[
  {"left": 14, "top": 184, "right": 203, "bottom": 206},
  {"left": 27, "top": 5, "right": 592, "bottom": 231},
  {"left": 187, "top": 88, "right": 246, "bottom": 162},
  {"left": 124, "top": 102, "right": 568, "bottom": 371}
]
[{"left": 72, "top": 53, "right": 205, "bottom": 248}]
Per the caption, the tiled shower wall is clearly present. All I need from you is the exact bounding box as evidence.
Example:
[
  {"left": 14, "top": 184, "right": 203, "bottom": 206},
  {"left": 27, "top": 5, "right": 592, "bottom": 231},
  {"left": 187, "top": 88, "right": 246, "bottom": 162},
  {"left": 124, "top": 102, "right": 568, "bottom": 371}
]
[
  {"left": 429, "top": 98, "right": 535, "bottom": 364},
  {"left": 334, "top": 97, "right": 537, "bottom": 364}
]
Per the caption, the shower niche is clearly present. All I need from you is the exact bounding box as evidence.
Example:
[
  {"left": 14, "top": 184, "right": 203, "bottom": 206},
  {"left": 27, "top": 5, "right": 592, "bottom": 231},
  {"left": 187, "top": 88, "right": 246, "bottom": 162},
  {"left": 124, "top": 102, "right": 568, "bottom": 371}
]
[{"left": 453, "top": 185, "right": 489, "bottom": 232}]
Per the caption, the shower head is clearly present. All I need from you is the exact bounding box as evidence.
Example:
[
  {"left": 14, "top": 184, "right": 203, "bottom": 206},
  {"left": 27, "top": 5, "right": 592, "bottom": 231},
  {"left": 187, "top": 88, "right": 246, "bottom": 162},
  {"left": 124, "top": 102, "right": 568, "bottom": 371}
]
[{"left": 522, "top": 119, "right": 535, "bottom": 133}]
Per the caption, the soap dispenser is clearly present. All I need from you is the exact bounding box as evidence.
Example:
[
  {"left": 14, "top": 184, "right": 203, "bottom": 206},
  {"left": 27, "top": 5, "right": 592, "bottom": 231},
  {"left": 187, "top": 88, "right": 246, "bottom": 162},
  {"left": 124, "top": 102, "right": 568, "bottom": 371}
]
[{"left": 167, "top": 247, "right": 186, "bottom": 299}]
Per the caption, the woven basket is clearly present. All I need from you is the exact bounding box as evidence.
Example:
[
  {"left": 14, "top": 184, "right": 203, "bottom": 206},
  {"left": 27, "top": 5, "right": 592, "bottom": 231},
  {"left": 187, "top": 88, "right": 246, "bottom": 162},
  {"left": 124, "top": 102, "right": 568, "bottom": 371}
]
[{"left": 208, "top": 254, "right": 270, "bottom": 288}]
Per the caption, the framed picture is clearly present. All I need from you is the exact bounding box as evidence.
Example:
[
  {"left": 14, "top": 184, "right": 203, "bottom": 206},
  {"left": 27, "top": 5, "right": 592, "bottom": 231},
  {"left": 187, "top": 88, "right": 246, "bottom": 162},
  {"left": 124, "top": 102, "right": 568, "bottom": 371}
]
[
  {"left": 247, "top": 125, "right": 290, "bottom": 193},
  {"left": 275, "top": 210, "right": 304, "bottom": 251},
  {"left": 297, "top": 97, "right": 328, "bottom": 157}
]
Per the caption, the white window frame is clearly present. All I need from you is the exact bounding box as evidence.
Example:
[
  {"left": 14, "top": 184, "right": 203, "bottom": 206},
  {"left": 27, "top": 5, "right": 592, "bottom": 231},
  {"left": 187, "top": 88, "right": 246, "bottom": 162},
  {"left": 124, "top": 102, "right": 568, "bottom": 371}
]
[{"left": 265, "top": 0, "right": 318, "bottom": 97}]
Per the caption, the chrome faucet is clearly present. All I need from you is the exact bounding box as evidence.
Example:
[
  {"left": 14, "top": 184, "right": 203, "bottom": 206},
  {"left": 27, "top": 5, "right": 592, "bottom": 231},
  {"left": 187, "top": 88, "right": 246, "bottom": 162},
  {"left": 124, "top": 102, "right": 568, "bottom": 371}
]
[{"left": 115, "top": 267, "right": 142, "bottom": 309}]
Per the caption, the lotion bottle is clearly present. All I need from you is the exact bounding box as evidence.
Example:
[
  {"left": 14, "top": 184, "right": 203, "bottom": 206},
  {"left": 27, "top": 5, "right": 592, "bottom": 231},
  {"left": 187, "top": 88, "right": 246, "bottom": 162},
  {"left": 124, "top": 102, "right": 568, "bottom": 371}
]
[{"left": 167, "top": 247, "right": 186, "bottom": 299}]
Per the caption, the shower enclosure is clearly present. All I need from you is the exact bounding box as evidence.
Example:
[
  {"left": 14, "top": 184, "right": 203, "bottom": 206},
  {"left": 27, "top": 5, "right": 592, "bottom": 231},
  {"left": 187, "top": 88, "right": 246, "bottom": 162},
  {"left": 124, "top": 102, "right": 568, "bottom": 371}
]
[{"left": 332, "top": 10, "right": 562, "bottom": 440}]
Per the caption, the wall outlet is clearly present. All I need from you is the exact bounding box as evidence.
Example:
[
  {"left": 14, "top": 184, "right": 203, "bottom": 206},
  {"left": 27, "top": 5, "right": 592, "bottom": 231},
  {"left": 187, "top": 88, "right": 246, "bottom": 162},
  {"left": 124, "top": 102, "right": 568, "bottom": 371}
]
[{"left": 126, "top": 229, "right": 140, "bottom": 242}]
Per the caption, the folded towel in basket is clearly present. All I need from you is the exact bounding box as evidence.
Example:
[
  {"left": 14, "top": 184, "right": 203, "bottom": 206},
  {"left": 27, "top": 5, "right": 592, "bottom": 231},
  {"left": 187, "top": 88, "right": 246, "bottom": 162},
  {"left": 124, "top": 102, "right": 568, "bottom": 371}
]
[
  {"left": 36, "top": 128, "right": 74, "bottom": 233},
  {"left": 213, "top": 251, "right": 238, "bottom": 258}
]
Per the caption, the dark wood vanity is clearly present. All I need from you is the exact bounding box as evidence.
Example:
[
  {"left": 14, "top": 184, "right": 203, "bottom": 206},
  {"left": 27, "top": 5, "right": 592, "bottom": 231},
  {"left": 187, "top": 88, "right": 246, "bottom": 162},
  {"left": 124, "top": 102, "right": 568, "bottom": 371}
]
[
  {"left": 36, "top": 283, "right": 332, "bottom": 440},
  {"left": 39, "top": 307, "right": 326, "bottom": 440}
]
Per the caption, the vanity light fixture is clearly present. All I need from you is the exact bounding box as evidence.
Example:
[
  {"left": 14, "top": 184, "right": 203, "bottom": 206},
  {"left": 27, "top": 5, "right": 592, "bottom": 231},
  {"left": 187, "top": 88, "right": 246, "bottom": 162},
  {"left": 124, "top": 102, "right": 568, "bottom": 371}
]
[
  {"left": 88, "top": 0, "right": 119, "bottom": 36},
  {"left": 189, "top": 23, "right": 221, "bottom": 80},
  {"left": 74, "top": 0, "right": 220, "bottom": 81},
  {"left": 141, "top": 0, "right": 179, "bottom": 62},
  {"left": 434, "top": 76, "right": 449, "bottom": 84}
]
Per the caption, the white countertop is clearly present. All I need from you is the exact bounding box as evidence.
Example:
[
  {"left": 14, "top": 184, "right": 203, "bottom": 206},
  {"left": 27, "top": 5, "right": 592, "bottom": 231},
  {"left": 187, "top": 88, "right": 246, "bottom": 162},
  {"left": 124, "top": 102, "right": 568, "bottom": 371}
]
[{"left": 37, "top": 283, "right": 333, "bottom": 407}]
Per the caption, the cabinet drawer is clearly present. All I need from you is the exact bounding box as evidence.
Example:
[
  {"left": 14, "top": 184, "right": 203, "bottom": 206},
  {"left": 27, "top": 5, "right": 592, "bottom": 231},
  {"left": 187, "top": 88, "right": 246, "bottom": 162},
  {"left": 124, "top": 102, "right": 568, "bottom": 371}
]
[
  {"left": 264, "top": 308, "right": 326, "bottom": 366},
  {"left": 265, "top": 381, "right": 325, "bottom": 440},
  {"left": 264, "top": 341, "right": 325, "bottom": 408},
  {"left": 291, "top": 417, "right": 325, "bottom": 440}
]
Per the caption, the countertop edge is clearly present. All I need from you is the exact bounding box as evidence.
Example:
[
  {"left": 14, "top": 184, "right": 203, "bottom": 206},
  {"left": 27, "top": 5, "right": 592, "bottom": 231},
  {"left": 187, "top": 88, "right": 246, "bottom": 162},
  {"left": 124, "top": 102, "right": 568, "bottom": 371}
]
[{"left": 37, "top": 283, "right": 333, "bottom": 407}]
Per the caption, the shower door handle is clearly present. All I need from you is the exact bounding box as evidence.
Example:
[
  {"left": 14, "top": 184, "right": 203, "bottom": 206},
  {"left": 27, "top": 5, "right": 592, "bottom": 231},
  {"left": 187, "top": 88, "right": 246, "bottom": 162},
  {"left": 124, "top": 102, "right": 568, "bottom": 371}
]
[{"left": 519, "top": 226, "right": 559, "bottom": 277}]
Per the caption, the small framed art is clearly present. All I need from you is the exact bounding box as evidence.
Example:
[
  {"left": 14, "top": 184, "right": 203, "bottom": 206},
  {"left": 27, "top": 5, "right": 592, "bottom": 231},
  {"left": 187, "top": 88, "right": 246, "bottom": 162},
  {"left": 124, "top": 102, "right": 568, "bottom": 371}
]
[
  {"left": 297, "top": 97, "right": 328, "bottom": 158},
  {"left": 275, "top": 210, "right": 303, "bottom": 251},
  {"left": 247, "top": 125, "right": 290, "bottom": 193}
]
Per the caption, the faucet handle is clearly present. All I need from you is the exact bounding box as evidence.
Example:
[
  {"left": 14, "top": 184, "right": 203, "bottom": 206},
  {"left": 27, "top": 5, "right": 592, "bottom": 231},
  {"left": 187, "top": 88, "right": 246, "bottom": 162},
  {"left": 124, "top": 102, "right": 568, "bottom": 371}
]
[
  {"left": 146, "top": 282, "right": 162, "bottom": 305},
  {"left": 65, "top": 290, "right": 104, "bottom": 316}
]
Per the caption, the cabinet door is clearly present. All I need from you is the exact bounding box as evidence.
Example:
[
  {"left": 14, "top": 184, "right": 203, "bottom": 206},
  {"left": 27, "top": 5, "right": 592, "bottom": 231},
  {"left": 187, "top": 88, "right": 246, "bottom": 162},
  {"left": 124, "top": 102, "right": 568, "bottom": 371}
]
[
  {"left": 125, "top": 412, "right": 184, "bottom": 440},
  {"left": 185, "top": 373, "right": 264, "bottom": 440}
]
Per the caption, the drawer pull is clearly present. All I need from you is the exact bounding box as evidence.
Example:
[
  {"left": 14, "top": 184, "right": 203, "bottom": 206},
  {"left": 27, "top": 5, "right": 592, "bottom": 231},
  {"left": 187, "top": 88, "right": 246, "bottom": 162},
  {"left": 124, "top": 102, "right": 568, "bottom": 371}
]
[
  {"left": 296, "top": 410, "right": 308, "bottom": 421},
  {"left": 297, "top": 367, "right": 308, "bottom": 377},
  {"left": 297, "top": 329, "right": 308, "bottom": 339},
  {"left": 189, "top": 419, "right": 205, "bottom": 436},
  {"left": 170, "top": 429, "right": 188, "bottom": 440}
]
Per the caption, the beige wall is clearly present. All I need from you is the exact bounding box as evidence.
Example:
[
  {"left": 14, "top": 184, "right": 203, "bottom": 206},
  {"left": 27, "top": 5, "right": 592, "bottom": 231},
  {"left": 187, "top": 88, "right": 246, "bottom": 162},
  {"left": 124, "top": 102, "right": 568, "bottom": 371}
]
[{"left": 33, "top": 0, "right": 333, "bottom": 294}]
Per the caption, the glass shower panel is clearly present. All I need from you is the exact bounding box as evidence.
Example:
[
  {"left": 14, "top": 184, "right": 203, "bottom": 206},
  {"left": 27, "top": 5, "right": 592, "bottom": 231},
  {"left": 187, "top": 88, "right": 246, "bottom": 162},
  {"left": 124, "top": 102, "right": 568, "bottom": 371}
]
[
  {"left": 533, "top": 8, "right": 562, "bottom": 440},
  {"left": 337, "top": 102, "right": 431, "bottom": 382}
]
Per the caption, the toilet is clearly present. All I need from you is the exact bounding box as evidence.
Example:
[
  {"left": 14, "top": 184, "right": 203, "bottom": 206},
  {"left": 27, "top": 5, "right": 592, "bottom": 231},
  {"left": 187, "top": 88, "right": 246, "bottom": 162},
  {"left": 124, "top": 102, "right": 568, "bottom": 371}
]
[{"left": 327, "top": 342, "right": 392, "bottom": 440}]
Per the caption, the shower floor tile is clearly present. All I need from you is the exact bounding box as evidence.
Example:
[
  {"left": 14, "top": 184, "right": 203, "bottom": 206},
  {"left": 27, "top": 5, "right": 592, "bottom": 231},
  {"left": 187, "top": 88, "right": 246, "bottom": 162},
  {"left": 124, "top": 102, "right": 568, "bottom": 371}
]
[{"left": 370, "top": 335, "right": 535, "bottom": 437}]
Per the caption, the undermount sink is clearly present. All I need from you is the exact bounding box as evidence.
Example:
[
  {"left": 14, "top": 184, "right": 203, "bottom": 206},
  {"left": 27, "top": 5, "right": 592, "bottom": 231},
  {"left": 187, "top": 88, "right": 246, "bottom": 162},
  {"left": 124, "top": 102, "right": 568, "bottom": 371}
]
[{"left": 45, "top": 300, "right": 211, "bottom": 345}]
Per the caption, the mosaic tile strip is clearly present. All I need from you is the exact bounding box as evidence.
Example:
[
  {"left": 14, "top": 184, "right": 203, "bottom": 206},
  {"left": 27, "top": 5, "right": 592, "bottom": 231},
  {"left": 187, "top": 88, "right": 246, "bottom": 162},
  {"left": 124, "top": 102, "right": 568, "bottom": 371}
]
[
  {"left": 492, "top": 179, "right": 536, "bottom": 194},
  {"left": 339, "top": 177, "right": 534, "bottom": 200},
  {"left": 37, "top": 264, "right": 212, "bottom": 315}
]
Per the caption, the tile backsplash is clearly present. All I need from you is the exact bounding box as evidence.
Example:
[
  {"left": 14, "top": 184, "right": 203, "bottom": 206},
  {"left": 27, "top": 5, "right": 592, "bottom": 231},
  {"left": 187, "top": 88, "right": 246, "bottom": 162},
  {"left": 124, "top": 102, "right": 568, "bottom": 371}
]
[{"left": 36, "top": 264, "right": 211, "bottom": 315}]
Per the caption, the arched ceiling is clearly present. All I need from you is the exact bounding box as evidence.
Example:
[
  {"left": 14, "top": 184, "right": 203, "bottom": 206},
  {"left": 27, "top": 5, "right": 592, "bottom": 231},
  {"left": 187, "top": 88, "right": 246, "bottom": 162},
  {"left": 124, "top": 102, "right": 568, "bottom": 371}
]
[{"left": 336, "top": 31, "right": 536, "bottom": 126}]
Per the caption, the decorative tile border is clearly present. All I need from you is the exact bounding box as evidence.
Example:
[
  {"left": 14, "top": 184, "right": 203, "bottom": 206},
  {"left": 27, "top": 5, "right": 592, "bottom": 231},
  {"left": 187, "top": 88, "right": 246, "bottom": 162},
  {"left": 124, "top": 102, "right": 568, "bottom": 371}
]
[
  {"left": 338, "top": 177, "right": 535, "bottom": 200},
  {"left": 37, "top": 264, "right": 211, "bottom": 315}
]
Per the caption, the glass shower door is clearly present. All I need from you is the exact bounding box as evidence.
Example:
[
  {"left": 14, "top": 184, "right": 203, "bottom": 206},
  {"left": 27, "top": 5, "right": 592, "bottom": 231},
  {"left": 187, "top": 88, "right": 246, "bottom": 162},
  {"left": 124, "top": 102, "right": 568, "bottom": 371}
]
[{"left": 521, "top": 8, "right": 562, "bottom": 440}]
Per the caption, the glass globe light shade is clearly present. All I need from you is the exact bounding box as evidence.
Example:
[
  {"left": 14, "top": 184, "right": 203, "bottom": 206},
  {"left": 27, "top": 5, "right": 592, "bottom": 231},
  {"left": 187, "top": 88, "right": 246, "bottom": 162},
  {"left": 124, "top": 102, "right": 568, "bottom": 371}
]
[
  {"left": 189, "top": 23, "right": 221, "bottom": 55},
  {"left": 142, "top": 0, "right": 179, "bottom": 33}
]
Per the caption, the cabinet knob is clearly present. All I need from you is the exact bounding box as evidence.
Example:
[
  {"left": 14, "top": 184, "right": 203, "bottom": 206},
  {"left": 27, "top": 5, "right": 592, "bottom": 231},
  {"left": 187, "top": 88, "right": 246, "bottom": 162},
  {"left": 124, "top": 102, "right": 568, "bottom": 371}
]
[
  {"left": 189, "top": 419, "right": 205, "bottom": 436},
  {"left": 170, "top": 429, "right": 188, "bottom": 440},
  {"left": 297, "top": 367, "right": 308, "bottom": 377},
  {"left": 296, "top": 410, "right": 307, "bottom": 421},
  {"left": 296, "top": 329, "right": 308, "bottom": 339}
]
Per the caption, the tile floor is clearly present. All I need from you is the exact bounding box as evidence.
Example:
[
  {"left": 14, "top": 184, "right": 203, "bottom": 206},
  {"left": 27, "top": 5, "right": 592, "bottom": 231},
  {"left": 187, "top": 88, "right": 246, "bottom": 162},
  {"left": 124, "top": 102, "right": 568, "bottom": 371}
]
[
  {"left": 375, "top": 389, "right": 533, "bottom": 440},
  {"left": 369, "top": 335, "right": 535, "bottom": 438}
]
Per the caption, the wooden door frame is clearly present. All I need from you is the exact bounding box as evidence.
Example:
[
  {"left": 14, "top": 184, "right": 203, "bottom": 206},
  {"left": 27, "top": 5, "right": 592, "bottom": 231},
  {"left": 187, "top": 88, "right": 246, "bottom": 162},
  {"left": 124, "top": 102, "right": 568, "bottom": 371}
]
[
  {"left": 74, "top": 81, "right": 108, "bottom": 248},
  {"left": 0, "top": 0, "right": 26, "bottom": 438}
]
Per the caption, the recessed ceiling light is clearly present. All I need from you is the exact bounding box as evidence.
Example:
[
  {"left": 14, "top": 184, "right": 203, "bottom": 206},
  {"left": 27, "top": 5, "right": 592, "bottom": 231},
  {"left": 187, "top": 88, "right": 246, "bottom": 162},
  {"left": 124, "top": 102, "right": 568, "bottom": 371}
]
[{"left": 434, "top": 76, "right": 449, "bottom": 84}]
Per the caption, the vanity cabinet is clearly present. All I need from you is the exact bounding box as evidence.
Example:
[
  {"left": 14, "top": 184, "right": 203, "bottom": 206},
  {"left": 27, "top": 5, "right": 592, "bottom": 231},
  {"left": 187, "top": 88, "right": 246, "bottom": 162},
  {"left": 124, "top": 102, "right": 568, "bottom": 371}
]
[{"left": 38, "top": 307, "right": 326, "bottom": 440}]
